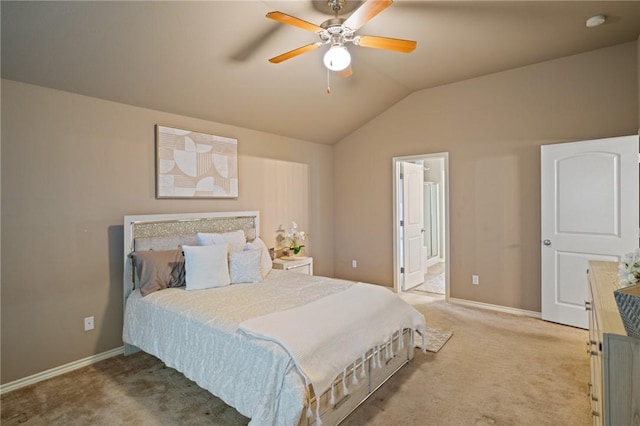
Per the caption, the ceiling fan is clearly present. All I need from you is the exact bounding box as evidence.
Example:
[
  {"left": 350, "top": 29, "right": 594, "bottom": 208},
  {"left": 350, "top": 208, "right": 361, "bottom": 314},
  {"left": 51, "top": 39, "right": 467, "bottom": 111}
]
[{"left": 266, "top": 0, "right": 417, "bottom": 76}]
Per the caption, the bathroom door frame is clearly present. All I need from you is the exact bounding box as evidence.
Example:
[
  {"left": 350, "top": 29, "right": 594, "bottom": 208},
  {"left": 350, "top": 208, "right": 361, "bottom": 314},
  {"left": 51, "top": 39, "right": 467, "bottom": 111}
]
[{"left": 392, "top": 152, "right": 450, "bottom": 299}]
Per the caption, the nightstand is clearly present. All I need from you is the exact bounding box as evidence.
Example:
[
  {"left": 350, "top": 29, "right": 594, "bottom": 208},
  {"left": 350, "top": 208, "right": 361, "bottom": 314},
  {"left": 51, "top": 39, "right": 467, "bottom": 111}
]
[{"left": 272, "top": 257, "right": 313, "bottom": 275}]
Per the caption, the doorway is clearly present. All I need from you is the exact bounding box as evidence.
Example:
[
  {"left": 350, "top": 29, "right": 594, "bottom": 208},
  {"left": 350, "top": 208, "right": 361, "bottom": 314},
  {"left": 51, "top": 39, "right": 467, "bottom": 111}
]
[{"left": 393, "top": 153, "right": 450, "bottom": 298}]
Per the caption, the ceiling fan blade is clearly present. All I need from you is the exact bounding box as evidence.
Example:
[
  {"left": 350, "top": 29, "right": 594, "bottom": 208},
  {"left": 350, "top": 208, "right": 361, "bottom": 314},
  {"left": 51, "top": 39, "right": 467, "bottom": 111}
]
[
  {"left": 266, "top": 11, "right": 324, "bottom": 33},
  {"left": 356, "top": 35, "right": 417, "bottom": 53},
  {"left": 343, "top": 0, "right": 393, "bottom": 31},
  {"left": 338, "top": 66, "right": 353, "bottom": 78},
  {"left": 268, "top": 43, "right": 322, "bottom": 64}
]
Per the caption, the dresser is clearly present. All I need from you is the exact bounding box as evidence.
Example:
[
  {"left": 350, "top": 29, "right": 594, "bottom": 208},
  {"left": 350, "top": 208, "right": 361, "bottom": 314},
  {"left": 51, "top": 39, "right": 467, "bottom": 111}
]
[
  {"left": 586, "top": 261, "right": 640, "bottom": 425},
  {"left": 272, "top": 257, "right": 313, "bottom": 275}
]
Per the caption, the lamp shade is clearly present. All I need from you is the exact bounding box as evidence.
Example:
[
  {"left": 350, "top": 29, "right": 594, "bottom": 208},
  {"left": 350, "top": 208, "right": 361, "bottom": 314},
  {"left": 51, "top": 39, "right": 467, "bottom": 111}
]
[{"left": 323, "top": 45, "right": 351, "bottom": 71}]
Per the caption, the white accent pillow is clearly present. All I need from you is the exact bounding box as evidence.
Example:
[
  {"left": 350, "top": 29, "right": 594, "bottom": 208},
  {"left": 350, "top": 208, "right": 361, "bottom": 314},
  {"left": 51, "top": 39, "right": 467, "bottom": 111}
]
[
  {"left": 229, "top": 249, "right": 263, "bottom": 284},
  {"left": 245, "top": 237, "right": 272, "bottom": 278},
  {"left": 197, "top": 230, "right": 246, "bottom": 252},
  {"left": 182, "top": 244, "right": 230, "bottom": 290}
]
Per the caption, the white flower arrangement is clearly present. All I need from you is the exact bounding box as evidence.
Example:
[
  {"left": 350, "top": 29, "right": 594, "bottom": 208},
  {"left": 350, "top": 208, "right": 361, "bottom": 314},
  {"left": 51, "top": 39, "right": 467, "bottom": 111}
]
[
  {"left": 618, "top": 248, "right": 640, "bottom": 288},
  {"left": 283, "top": 221, "right": 308, "bottom": 255}
]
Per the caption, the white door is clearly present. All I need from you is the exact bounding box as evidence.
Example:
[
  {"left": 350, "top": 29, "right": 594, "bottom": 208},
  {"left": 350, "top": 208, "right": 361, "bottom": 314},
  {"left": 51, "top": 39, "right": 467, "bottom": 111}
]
[
  {"left": 541, "top": 135, "right": 639, "bottom": 328},
  {"left": 401, "top": 162, "right": 425, "bottom": 290}
]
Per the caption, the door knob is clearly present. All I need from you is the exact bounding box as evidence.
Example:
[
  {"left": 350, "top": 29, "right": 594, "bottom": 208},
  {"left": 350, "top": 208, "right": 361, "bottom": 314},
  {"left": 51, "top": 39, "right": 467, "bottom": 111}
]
[{"left": 543, "top": 239, "right": 551, "bottom": 246}]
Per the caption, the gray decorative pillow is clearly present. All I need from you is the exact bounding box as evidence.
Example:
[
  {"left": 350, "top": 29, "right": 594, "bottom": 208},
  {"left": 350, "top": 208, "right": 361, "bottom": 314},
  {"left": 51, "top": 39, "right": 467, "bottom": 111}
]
[
  {"left": 229, "top": 249, "right": 263, "bottom": 284},
  {"left": 131, "top": 249, "right": 186, "bottom": 296}
]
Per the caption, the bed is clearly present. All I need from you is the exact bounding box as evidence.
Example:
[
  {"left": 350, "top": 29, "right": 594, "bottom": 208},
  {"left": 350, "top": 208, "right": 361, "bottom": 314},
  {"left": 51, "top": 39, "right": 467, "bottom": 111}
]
[{"left": 122, "top": 211, "right": 425, "bottom": 425}]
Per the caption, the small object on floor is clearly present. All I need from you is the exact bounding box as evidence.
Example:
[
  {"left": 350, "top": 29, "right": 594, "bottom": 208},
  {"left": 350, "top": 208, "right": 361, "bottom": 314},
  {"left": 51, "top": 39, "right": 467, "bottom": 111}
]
[{"left": 422, "top": 327, "right": 453, "bottom": 353}]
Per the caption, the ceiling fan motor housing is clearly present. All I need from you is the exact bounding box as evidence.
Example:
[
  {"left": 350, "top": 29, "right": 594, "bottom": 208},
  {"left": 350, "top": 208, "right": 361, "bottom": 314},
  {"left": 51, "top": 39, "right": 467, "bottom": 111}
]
[{"left": 320, "top": 18, "right": 355, "bottom": 45}]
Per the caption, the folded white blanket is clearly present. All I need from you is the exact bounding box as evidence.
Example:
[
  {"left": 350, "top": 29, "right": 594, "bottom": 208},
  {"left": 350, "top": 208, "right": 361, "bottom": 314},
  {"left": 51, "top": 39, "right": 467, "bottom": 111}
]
[{"left": 238, "top": 282, "right": 425, "bottom": 408}]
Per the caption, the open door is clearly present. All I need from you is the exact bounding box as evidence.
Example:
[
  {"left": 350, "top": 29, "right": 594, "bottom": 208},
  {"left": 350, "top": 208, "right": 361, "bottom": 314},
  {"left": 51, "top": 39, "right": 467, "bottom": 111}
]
[
  {"left": 401, "top": 162, "right": 425, "bottom": 290},
  {"left": 541, "top": 135, "right": 639, "bottom": 328}
]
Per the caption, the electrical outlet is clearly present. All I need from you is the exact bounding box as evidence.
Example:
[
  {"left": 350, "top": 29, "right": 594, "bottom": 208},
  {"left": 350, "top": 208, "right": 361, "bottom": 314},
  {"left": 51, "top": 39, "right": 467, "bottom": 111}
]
[
  {"left": 472, "top": 275, "right": 479, "bottom": 285},
  {"left": 352, "top": 260, "right": 357, "bottom": 268},
  {"left": 84, "top": 316, "right": 94, "bottom": 331}
]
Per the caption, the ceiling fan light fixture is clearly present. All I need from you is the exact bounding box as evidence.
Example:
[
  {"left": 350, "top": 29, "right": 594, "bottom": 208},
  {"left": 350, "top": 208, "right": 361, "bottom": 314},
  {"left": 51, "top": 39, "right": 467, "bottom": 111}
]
[{"left": 323, "top": 45, "right": 351, "bottom": 71}]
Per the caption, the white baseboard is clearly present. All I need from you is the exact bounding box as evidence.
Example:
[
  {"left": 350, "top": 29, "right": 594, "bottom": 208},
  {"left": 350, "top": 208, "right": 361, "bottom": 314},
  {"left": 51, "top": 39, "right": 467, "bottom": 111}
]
[
  {"left": 448, "top": 297, "right": 541, "bottom": 319},
  {"left": 0, "top": 346, "right": 124, "bottom": 395}
]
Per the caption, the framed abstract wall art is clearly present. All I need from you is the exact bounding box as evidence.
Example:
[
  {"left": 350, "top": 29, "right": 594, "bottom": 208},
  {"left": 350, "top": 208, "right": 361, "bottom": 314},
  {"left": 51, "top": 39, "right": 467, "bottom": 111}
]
[{"left": 155, "top": 125, "right": 238, "bottom": 198}]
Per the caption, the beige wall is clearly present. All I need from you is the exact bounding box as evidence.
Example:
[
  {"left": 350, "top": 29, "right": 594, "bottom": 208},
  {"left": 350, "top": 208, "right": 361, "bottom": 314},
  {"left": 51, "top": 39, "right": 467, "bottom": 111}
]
[
  {"left": 333, "top": 42, "right": 638, "bottom": 312},
  {"left": 0, "top": 80, "right": 335, "bottom": 384}
]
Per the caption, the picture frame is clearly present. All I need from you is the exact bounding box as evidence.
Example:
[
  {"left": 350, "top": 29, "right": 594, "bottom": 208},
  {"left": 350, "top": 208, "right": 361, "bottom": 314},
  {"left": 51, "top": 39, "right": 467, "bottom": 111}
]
[{"left": 155, "top": 125, "right": 238, "bottom": 199}]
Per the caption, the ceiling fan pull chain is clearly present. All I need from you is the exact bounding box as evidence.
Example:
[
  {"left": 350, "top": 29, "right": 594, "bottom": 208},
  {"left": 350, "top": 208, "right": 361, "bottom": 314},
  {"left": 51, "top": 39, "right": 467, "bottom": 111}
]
[{"left": 326, "top": 69, "right": 331, "bottom": 94}]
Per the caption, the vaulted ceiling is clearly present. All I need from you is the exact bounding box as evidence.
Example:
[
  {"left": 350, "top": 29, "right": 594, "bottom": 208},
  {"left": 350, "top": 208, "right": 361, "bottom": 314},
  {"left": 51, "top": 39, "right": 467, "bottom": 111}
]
[{"left": 3, "top": 1, "right": 640, "bottom": 144}]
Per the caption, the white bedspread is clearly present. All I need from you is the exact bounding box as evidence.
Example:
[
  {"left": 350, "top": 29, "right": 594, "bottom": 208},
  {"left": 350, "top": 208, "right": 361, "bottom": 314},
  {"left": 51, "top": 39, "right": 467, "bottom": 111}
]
[
  {"left": 238, "top": 283, "right": 425, "bottom": 401},
  {"left": 123, "top": 270, "right": 425, "bottom": 425},
  {"left": 123, "top": 270, "right": 353, "bottom": 425}
]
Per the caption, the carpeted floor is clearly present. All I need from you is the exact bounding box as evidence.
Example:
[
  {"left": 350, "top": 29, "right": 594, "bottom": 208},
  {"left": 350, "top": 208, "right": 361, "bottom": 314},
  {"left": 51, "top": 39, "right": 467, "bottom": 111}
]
[{"left": 1, "top": 294, "right": 591, "bottom": 425}]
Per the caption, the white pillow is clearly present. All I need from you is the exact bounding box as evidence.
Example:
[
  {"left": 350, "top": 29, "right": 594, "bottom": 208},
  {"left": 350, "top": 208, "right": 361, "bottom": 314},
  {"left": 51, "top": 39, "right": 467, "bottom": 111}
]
[
  {"left": 182, "top": 244, "right": 230, "bottom": 290},
  {"left": 245, "top": 228, "right": 257, "bottom": 242},
  {"left": 245, "top": 237, "right": 272, "bottom": 278},
  {"left": 229, "top": 249, "right": 263, "bottom": 284},
  {"left": 197, "top": 230, "right": 246, "bottom": 252}
]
